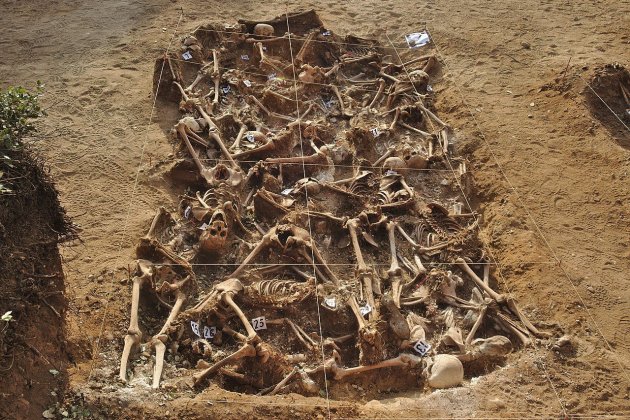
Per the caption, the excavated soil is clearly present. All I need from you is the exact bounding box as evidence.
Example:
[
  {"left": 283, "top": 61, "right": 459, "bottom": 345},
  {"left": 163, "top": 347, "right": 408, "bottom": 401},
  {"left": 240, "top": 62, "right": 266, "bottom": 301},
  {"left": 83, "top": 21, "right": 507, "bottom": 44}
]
[
  {"left": 1, "top": 0, "right": 629, "bottom": 419},
  {"left": 0, "top": 149, "right": 72, "bottom": 419}
]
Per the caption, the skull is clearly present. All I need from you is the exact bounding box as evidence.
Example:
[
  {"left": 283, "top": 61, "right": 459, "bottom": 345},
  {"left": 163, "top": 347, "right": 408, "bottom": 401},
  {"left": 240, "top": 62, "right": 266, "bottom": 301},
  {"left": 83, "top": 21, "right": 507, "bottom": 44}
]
[
  {"left": 253, "top": 23, "right": 274, "bottom": 37},
  {"left": 198, "top": 209, "right": 228, "bottom": 254},
  {"left": 402, "top": 147, "right": 428, "bottom": 170},
  {"left": 383, "top": 156, "right": 408, "bottom": 175},
  {"left": 423, "top": 354, "right": 464, "bottom": 389}
]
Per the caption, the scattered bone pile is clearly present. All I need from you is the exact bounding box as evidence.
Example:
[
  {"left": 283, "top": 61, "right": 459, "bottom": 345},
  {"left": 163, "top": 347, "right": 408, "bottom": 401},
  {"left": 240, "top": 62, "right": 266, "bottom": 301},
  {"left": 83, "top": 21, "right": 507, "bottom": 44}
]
[{"left": 118, "top": 10, "right": 547, "bottom": 399}]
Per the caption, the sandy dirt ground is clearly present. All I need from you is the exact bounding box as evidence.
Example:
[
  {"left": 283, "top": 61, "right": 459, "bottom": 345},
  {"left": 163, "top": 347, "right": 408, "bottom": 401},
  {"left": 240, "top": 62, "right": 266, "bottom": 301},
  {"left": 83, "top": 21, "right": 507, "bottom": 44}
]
[{"left": 1, "top": 0, "right": 629, "bottom": 418}]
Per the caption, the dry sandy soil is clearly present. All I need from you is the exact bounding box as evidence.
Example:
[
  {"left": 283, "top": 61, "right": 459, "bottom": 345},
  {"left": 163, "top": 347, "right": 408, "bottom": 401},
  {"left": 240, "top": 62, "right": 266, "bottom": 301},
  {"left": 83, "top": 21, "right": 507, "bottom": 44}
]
[{"left": 1, "top": 0, "right": 629, "bottom": 418}]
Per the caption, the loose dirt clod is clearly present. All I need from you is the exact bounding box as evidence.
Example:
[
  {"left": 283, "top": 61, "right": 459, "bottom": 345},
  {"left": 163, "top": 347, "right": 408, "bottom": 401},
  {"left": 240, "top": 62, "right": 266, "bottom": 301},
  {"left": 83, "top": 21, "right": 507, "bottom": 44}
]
[{"left": 118, "top": 10, "right": 547, "bottom": 398}]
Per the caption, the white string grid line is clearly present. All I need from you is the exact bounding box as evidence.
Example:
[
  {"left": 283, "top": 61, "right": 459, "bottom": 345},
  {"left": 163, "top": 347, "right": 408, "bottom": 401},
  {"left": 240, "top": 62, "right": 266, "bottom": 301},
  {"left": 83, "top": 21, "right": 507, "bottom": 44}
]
[
  {"left": 283, "top": 6, "right": 332, "bottom": 417},
  {"left": 384, "top": 32, "right": 567, "bottom": 416},
  {"left": 86, "top": 10, "right": 185, "bottom": 380},
  {"left": 425, "top": 22, "right": 630, "bottom": 389}
]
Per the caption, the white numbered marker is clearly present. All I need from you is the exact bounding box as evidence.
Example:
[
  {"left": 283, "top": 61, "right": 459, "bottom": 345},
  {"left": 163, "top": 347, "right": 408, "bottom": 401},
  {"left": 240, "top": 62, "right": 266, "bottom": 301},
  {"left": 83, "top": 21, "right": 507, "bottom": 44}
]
[
  {"left": 245, "top": 133, "right": 255, "bottom": 142},
  {"left": 190, "top": 321, "right": 201, "bottom": 337},
  {"left": 203, "top": 326, "right": 217, "bottom": 339},
  {"left": 371, "top": 127, "right": 380, "bottom": 137},
  {"left": 198, "top": 222, "right": 208, "bottom": 231},
  {"left": 241, "top": 54, "right": 249, "bottom": 61},
  {"left": 268, "top": 72, "right": 277, "bottom": 80},
  {"left": 413, "top": 340, "right": 431, "bottom": 356},
  {"left": 243, "top": 79, "right": 252, "bottom": 87},
  {"left": 280, "top": 188, "right": 293, "bottom": 196},
  {"left": 359, "top": 303, "right": 372, "bottom": 316},
  {"left": 182, "top": 51, "right": 193, "bottom": 60},
  {"left": 324, "top": 297, "right": 336, "bottom": 308},
  {"left": 251, "top": 316, "right": 267, "bottom": 331},
  {"left": 184, "top": 206, "right": 192, "bottom": 219},
  {"left": 322, "top": 30, "right": 331, "bottom": 36},
  {"left": 405, "top": 31, "right": 430, "bottom": 48},
  {"left": 221, "top": 85, "right": 231, "bottom": 94}
]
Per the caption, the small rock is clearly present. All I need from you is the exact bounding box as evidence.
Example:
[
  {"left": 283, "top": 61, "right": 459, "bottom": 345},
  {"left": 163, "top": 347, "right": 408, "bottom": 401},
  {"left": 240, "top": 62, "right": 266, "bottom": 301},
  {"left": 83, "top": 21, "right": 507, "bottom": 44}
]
[
  {"left": 196, "top": 359, "right": 211, "bottom": 369},
  {"left": 488, "top": 397, "right": 506, "bottom": 409},
  {"left": 88, "top": 274, "right": 95, "bottom": 281},
  {"left": 42, "top": 409, "right": 55, "bottom": 419},
  {"left": 527, "top": 114, "right": 533, "bottom": 118},
  {"left": 521, "top": 42, "right": 531, "bottom": 49},
  {"left": 529, "top": 102, "right": 535, "bottom": 107}
]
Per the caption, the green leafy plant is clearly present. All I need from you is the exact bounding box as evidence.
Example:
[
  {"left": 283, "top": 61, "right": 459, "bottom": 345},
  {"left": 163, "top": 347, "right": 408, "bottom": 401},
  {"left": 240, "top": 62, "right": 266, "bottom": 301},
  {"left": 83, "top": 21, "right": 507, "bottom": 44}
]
[{"left": 0, "top": 81, "right": 45, "bottom": 150}]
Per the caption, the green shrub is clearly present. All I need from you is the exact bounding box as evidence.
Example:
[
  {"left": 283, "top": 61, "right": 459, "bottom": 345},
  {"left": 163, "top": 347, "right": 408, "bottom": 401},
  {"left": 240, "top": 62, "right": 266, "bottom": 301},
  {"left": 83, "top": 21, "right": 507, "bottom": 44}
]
[{"left": 0, "top": 81, "right": 45, "bottom": 150}]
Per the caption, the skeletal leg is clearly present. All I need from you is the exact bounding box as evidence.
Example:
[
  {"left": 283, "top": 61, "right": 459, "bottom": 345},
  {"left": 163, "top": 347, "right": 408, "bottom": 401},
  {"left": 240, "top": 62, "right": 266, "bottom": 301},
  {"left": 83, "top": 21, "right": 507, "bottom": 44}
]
[
  {"left": 465, "top": 303, "right": 487, "bottom": 346},
  {"left": 373, "top": 146, "right": 396, "bottom": 167},
  {"left": 230, "top": 124, "right": 248, "bottom": 150},
  {"left": 386, "top": 222, "right": 403, "bottom": 307},
  {"left": 505, "top": 297, "right": 551, "bottom": 338},
  {"left": 347, "top": 219, "right": 378, "bottom": 319},
  {"left": 230, "top": 231, "right": 274, "bottom": 278},
  {"left": 329, "top": 84, "right": 350, "bottom": 117},
  {"left": 119, "top": 261, "right": 153, "bottom": 382},
  {"left": 347, "top": 219, "right": 369, "bottom": 274},
  {"left": 330, "top": 353, "right": 422, "bottom": 380},
  {"left": 193, "top": 342, "right": 257, "bottom": 385},
  {"left": 494, "top": 312, "right": 531, "bottom": 346},
  {"left": 399, "top": 122, "right": 431, "bottom": 138},
  {"left": 152, "top": 341, "right": 166, "bottom": 389},
  {"left": 265, "top": 148, "right": 328, "bottom": 165},
  {"left": 295, "top": 31, "right": 316, "bottom": 64},
  {"left": 347, "top": 219, "right": 378, "bottom": 318},
  {"left": 211, "top": 49, "right": 220, "bottom": 109},
  {"left": 221, "top": 293, "right": 258, "bottom": 340},
  {"left": 389, "top": 107, "right": 401, "bottom": 130},
  {"left": 151, "top": 289, "right": 188, "bottom": 388},
  {"left": 267, "top": 319, "right": 315, "bottom": 350},
  {"left": 455, "top": 258, "right": 502, "bottom": 301},
  {"left": 417, "top": 101, "right": 447, "bottom": 127},
  {"left": 249, "top": 95, "right": 296, "bottom": 122},
  {"left": 369, "top": 79, "right": 386, "bottom": 109},
  {"left": 413, "top": 255, "right": 427, "bottom": 275},
  {"left": 259, "top": 367, "right": 299, "bottom": 396},
  {"left": 456, "top": 258, "right": 547, "bottom": 338},
  {"left": 302, "top": 241, "right": 340, "bottom": 286},
  {"left": 195, "top": 106, "right": 238, "bottom": 168},
  {"left": 298, "top": 249, "right": 329, "bottom": 285}
]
